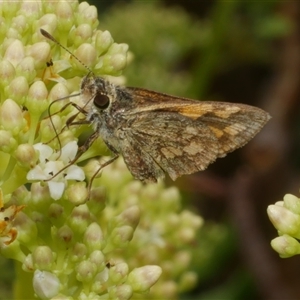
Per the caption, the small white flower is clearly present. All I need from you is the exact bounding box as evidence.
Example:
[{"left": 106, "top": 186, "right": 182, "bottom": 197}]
[{"left": 27, "top": 141, "right": 85, "bottom": 200}]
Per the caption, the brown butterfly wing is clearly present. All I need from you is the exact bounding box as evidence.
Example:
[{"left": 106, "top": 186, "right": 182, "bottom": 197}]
[{"left": 118, "top": 88, "right": 270, "bottom": 182}]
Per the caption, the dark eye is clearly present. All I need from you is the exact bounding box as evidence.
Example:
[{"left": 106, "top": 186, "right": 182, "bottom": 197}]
[{"left": 93, "top": 93, "right": 110, "bottom": 109}]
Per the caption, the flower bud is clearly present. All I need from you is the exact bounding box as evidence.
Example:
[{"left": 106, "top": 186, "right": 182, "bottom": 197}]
[
  {"left": 69, "top": 204, "right": 91, "bottom": 233},
  {"left": 0, "top": 130, "right": 17, "bottom": 153},
  {"left": 26, "top": 80, "right": 48, "bottom": 114},
  {"left": 114, "top": 205, "right": 140, "bottom": 229},
  {"left": 33, "top": 270, "right": 60, "bottom": 300},
  {"left": 0, "top": 99, "right": 24, "bottom": 134},
  {"left": 0, "top": 60, "right": 15, "bottom": 87},
  {"left": 32, "top": 246, "right": 54, "bottom": 270},
  {"left": 283, "top": 194, "right": 300, "bottom": 214},
  {"left": 57, "top": 225, "right": 73, "bottom": 244},
  {"left": 6, "top": 76, "right": 29, "bottom": 105},
  {"left": 55, "top": 1, "right": 73, "bottom": 31},
  {"left": 15, "top": 143, "right": 37, "bottom": 169},
  {"left": 95, "top": 30, "right": 113, "bottom": 55},
  {"left": 109, "top": 262, "right": 129, "bottom": 284},
  {"left": 38, "top": 14, "right": 57, "bottom": 34},
  {"left": 74, "top": 44, "right": 97, "bottom": 69},
  {"left": 111, "top": 225, "right": 134, "bottom": 247},
  {"left": 127, "top": 265, "right": 162, "bottom": 292},
  {"left": 65, "top": 182, "right": 88, "bottom": 206},
  {"left": 108, "top": 284, "right": 133, "bottom": 300},
  {"left": 48, "top": 203, "right": 64, "bottom": 220},
  {"left": 4, "top": 39, "right": 25, "bottom": 67},
  {"left": 271, "top": 235, "right": 300, "bottom": 258},
  {"left": 83, "top": 222, "right": 105, "bottom": 251},
  {"left": 71, "top": 243, "right": 87, "bottom": 262},
  {"left": 268, "top": 204, "right": 300, "bottom": 238},
  {"left": 23, "top": 254, "right": 34, "bottom": 272},
  {"left": 72, "top": 24, "right": 93, "bottom": 46},
  {"left": 27, "top": 42, "right": 50, "bottom": 69},
  {"left": 48, "top": 82, "right": 69, "bottom": 104},
  {"left": 76, "top": 260, "right": 96, "bottom": 282},
  {"left": 89, "top": 250, "right": 105, "bottom": 272},
  {"left": 77, "top": 4, "right": 98, "bottom": 27},
  {"left": 16, "top": 57, "right": 36, "bottom": 82}
]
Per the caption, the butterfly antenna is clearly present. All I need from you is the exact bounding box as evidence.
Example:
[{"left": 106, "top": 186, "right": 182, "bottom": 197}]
[{"left": 40, "top": 28, "right": 94, "bottom": 74}]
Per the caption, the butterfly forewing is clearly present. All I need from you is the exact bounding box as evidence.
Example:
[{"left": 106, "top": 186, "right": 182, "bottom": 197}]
[{"left": 116, "top": 88, "right": 270, "bottom": 182}]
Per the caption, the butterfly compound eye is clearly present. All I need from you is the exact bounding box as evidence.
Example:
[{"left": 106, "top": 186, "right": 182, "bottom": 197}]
[{"left": 93, "top": 93, "right": 110, "bottom": 109}]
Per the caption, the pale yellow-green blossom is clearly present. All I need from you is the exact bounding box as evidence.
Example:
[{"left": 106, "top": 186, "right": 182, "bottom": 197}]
[
  {"left": 0, "top": 1, "right": 202, "bottom": 299},
  {"left": 268, "top": 194, "right": 300, "bottom": 258}
]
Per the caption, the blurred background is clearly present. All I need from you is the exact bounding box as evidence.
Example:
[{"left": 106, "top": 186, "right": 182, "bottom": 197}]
[
  {"left": 2, "top": 1, "right": 300, "bottom": 299},
  {"left": 95, "top": 1, "right": 300, "bottom": 299}
]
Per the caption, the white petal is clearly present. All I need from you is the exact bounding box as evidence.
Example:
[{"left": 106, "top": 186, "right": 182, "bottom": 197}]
[
  {"left": 27, "top": 165, "right": 48, "bottom": 180},
  {"left": 48, "top": 181, "right": 65, "bottom": 200},
  {"left": 33, "top": 143, "right": 53, "bottom": 163},
  {"left": 65, "top": 165, "right": 85, "bottom": 181},
  {"left": 60, "top": 141, "right": 78, "bottom": 163}
]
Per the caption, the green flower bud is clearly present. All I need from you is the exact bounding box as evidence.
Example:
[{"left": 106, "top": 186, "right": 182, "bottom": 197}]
[
  {"left": 71, "top": 243, "right": 87, "bottom": 262},
  {"left": 4, "top": 39, "right": 25, "bottom": 67},
  {"left": 99, "top": 43, "right": 128, "bottom": 74},
  {"left": 95, "top": 30, "right": 114, "bottom": 55},
  {"left": 77, "top": 3, "right": 98, "bottom": 28},
  {"left": 271, "top": 235, "right": 300, "bottom": 258},
  {"left": 6, "top": 76, "right": 29, "bottom": 105},
  {"left": 83, "top": 222, "right": 105, "bottom": 251},
  {"left": 48, "top": 82, "right": 70, "bottom": 104},
  {"left": 66, "top": 182, "right": 88, "bottom": 206},
  {"left": 38, "top": 14, "right": 57, "bottom": 33},
  {"left": 28, "top": 42, "right": 50, "bottom": 69},
  {"left": 108, "top": 284, "right": 133, "bottom": 300},
  {"left": 32, "top": 246, "right": 54, "bottom": 270},
  {"left": 113, "top": 205, "right": 141, "bottom": 229},
  {"left": 55, "top": 1, "right": 74, "bottom": 32},
  {"left": 12, "top": 211, "right": 38, "bottom": 246},
  {"left": 48, "top": 203, "right": 64, "bottom": 221},
  {"left": 110, "top": 225, "right": 134, "bottom": 248},
  {"left": 16, "top": 57, "right": 36, "bottom": 82},
  {"left": 30, "top": 182, "right": 51, "bottom": 204},
  {"left": 0, "top": 129, "right": 17, "bottom": 152},
  {"left": 15, "top": 143, "right": 37, "bottom": 169},
  {"left": 26, "top": 80, "right": 49, "bottom": 114},
  {"left": 76, "top": 260, "right": 97, "bottom": 282},
  {"left": 268, "top": 204, "right": 300, "bottom": 238},
  {"left": 89, "top": 250, "right": 105, "bottom": 272},
  {"left": 12, "top": 15, "right": 27, "bottom": 33},
  {"left": 39, "top": 114, "right": 62, "bottom": 143},
  {"left": 57, "top": 225, "right": 73, "bottom": 244},
  {"left": 0, "top": 99, "right": 25, "bottom": 134},
  {"left": 127, "top": 265, "right": 162, "bottom": 292},
  {"left": 283, "top": 194, "right": 300, "bottom": 214},
  {"left": 23, "top": 254, "right": 33, "bottom": 272},
  {"left": 69, "top": 205, "right": 92, "bottom": 234},
  {"left": 109, "top": 262, "right": 129, "bottom": 284},
  {"left": 74, "top": 43, "right": 97, "bottom": 70},
  {"left": 0, "top": 60, "right": 15, "bottom": 87},
  {"left": 71, "top": 24, "right": 93, "bottom": 47}
]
